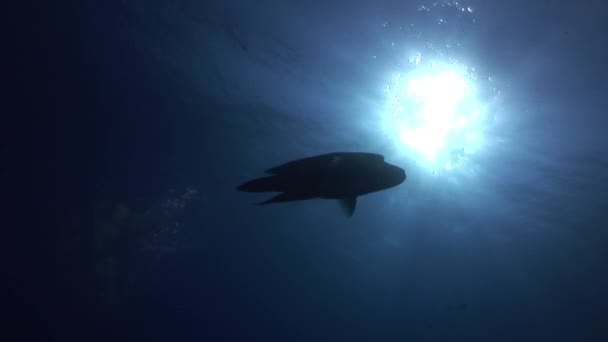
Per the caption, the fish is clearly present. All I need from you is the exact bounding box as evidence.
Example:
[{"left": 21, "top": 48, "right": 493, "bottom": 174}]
[{"left": 237, "top": 152, "right": 406, "bottom": 216}]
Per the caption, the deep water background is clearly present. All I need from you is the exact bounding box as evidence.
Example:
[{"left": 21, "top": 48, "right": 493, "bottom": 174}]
[{"left": 8, "top": 0, "right": 608, "bottom": 341}]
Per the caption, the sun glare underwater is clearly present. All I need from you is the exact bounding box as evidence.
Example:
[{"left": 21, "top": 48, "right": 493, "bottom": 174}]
[{"left": 378, "top": 2, "right": 503, "bottom": 176}]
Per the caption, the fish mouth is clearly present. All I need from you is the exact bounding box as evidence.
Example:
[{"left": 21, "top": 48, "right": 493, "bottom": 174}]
[
  {"left": 387, "top": 164, "right": 406, "bottom": 185},
  {"left": 398, "top": 168, "right": 407, "bottom": 183}
]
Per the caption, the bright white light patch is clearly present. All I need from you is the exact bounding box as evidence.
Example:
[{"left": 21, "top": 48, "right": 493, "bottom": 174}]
[{"left": 384, "top": 55, "right": 486, "bottom": 172}]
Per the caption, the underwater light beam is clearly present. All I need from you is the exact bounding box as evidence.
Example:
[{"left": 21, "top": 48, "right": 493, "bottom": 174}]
[{"left": 384, "top": 56, "right": 486, "bottom": 172}]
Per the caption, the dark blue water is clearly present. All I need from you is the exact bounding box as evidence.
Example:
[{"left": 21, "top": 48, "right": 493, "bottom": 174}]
[{"left": 10, "top": 0, "right": 608, "bottom": 341}]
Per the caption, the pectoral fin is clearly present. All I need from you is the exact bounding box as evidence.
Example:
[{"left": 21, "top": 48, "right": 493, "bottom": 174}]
[{"left": 338, "top": 197, "right": 357, "bottom": 217}]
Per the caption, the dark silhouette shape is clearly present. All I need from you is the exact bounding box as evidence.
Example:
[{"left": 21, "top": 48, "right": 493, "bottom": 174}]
[{"left": 237, "top": 152, "right": 406, "bottom": 216}]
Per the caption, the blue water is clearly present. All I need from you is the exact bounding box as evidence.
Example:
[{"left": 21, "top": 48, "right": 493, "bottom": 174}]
[{"left": 13, "top": 0, "right": 608, "bottom": 341}]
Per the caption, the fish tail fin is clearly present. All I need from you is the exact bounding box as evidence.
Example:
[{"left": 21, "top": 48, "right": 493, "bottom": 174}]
[
  {"left": 256, "top": 192, "right": 315, "bottom": 205},
  {"left": 237, "top": 176, "right": 283, "bottom": 193}
]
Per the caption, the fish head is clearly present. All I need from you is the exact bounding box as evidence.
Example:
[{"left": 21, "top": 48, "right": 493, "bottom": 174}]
[
  {"left": 347, "top": 159, "right": 406, "bottom": 195},
  {"left": 378, "top": 161, "right": 406, "bottom": 188},
  {"left": 321, "top": 153, "right": 407, "bottom": 198}
]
